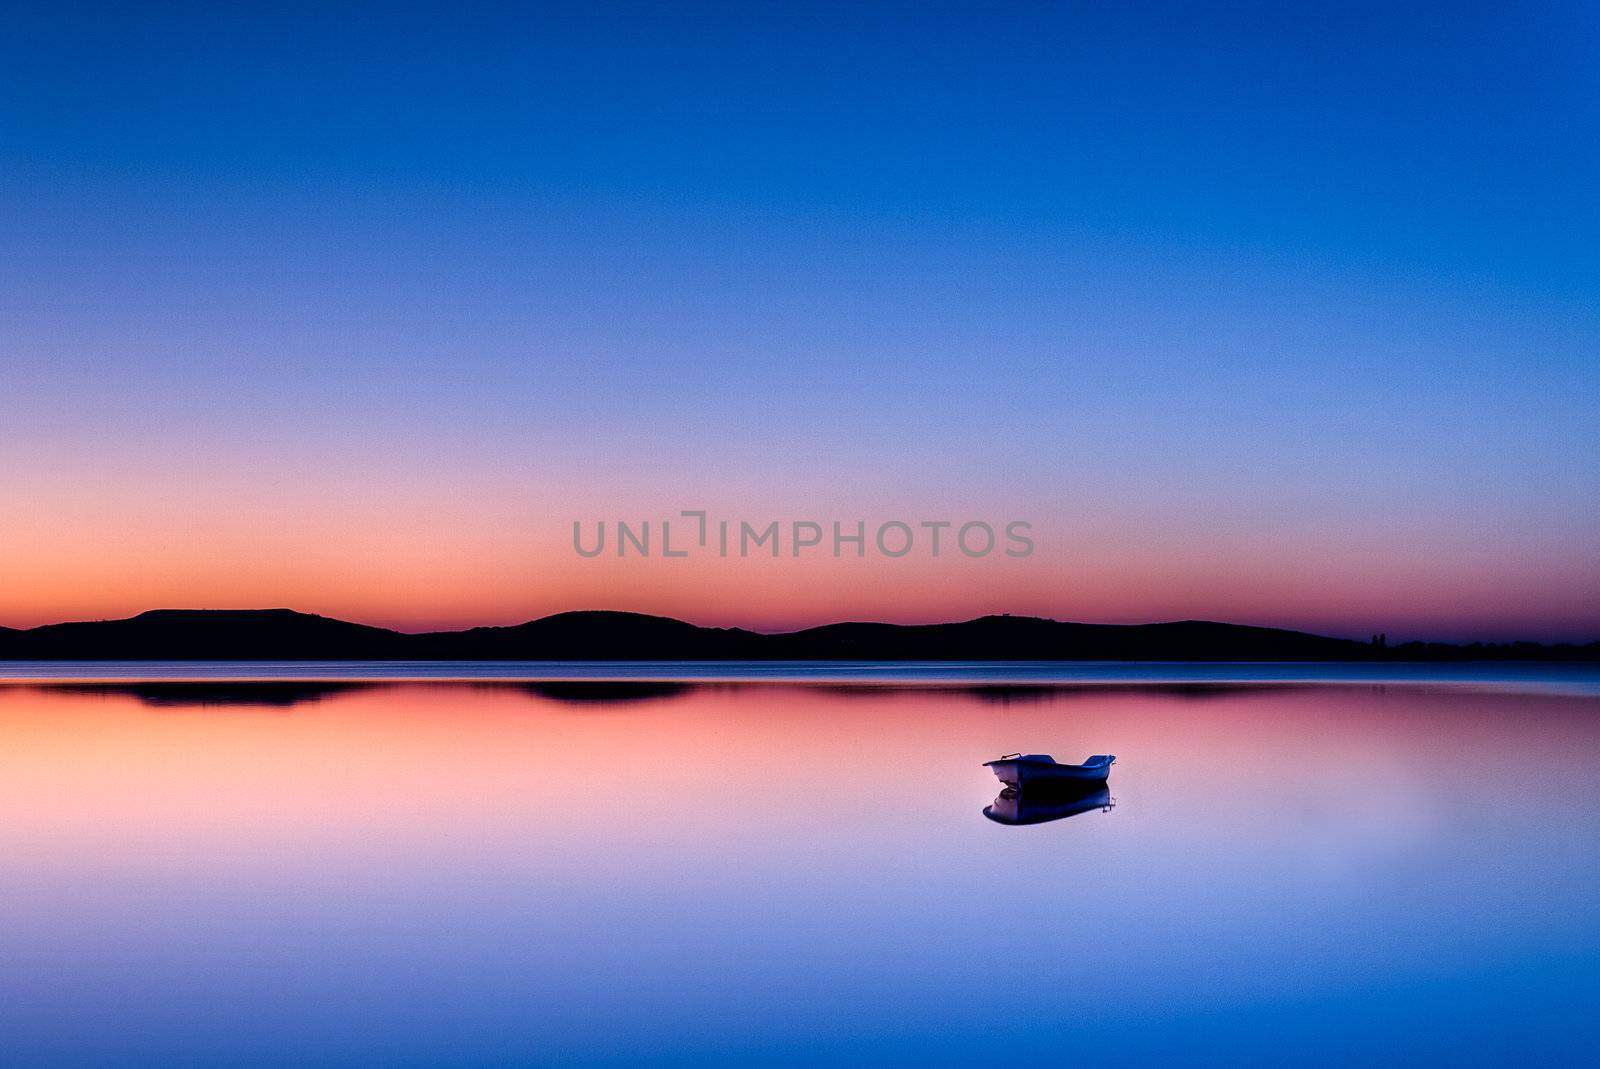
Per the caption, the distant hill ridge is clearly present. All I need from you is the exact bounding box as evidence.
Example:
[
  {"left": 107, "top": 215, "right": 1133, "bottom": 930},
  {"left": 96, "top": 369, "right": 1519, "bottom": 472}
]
[{"left": 0, "top": 608, "right": 1594, "bottom": 661}]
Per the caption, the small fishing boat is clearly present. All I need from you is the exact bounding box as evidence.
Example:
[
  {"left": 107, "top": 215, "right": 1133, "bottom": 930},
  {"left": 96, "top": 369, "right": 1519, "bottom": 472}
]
[{"left": 983, "top": 753, "right": 1115, "bottom": 788}]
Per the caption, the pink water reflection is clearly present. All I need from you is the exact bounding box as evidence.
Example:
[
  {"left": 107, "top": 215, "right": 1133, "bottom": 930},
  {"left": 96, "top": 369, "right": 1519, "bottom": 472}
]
[{"left": 2, "top": 681, "right": 1597, "bottom": 1065}]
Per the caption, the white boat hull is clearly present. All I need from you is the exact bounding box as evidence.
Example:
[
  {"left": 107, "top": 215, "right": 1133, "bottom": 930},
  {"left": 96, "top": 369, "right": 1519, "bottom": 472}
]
[{"left": 983, "top": 754, "right": 1114, "bottom": 788}]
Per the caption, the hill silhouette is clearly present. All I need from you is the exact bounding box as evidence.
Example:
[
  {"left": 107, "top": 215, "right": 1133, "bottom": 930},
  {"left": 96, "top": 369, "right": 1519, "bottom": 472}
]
[
  {"left": 418, "top": 610, "right": 763, "bottom": 659},
  {"left": 0, "top": 608, "right": 1594, "bottom": 661},
  {"left": 9, "top": 609, "right": 407, "bottom": 659}
]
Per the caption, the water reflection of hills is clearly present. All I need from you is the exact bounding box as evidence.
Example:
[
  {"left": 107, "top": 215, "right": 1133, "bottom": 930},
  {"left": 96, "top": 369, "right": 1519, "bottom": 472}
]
[
  {"left": 963, "top": 682, "right": 1306, "bottom": 704},
  {"left": 508, "top": 681, "right": 694, "bottom": 705},
  {"left": 48, "top": 682, "right": 377, "bottom": 708},
  {"left": 12, "top": 678, "right": 1309, "bottom": 714},
  {"left": 984, "top": 782, "right": 1115, "bottom": 826},
  {"left": 25, "top": 680, "right": 700, "bottom": 711}
]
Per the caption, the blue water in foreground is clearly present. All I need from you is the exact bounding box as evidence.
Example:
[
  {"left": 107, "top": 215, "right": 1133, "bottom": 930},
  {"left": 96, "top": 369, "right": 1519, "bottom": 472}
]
[{"left": 2, "top": 669, "right": 1598, "bottom": 1065}]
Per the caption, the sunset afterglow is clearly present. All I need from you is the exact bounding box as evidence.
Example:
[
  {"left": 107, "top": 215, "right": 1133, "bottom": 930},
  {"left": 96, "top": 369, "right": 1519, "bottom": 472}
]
[{"left": 3, "top": 4, "right": 1596, "bottom": 641}]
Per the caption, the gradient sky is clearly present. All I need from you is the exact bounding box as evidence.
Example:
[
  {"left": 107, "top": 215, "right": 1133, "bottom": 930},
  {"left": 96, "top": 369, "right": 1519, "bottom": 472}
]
[{"left": 2, "top": 2, "right": 1598, "bottom": 640}]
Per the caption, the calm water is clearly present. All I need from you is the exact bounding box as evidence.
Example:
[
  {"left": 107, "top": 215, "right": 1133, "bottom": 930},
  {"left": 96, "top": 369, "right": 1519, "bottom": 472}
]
[
  {"left": 2, "top": 659, "right": 1599, "bottom": 690},
  {"left": 3, "top": 671, "right": 1599, "bottom": 1065}
]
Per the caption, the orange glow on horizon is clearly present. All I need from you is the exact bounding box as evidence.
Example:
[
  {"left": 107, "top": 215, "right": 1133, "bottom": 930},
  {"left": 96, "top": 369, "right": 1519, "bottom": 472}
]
[{"left": 2, "top": 477, "right": 1597, "bottom": 641}]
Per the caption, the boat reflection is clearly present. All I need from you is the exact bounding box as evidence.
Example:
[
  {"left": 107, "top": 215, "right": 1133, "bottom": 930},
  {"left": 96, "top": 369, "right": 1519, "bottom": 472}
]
[{"left": 983, "top": 781, "right": 1115, "bottom": 826}]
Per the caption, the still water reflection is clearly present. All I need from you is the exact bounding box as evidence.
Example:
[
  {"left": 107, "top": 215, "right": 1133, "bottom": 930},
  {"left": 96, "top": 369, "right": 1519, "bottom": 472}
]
[
  {"left": 2, "top": 678, "right": 1598, "bottom": 1065},
  {"left": 984, "top": 783, "right": 1115, "bottom": 825}
]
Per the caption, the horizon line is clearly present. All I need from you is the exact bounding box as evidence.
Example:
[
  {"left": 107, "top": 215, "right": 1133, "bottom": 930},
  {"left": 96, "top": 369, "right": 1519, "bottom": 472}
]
[{"left": 5, "top": 606, "right": 1597, "bottom": 649}]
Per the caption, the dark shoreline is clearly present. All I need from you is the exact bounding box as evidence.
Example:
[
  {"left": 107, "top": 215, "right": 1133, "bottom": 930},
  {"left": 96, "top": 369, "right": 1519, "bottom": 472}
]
[{"left": 2, "top": 608, "right": 1595, "bottom": 662}]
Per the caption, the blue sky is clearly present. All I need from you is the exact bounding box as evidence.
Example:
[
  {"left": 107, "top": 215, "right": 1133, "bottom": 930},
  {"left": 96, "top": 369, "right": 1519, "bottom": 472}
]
[{"left": 2, "top": 2, "right": 1597, "bottom": 638}]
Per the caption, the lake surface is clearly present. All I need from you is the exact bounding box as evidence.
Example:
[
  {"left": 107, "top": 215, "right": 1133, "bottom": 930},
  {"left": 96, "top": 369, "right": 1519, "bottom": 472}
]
[
  {"left": 2, "top": 659, "right": 1599, "bottom": 690},
  {"left": 3, "top": 669, "right": 1598, "bottom": 1065}
]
